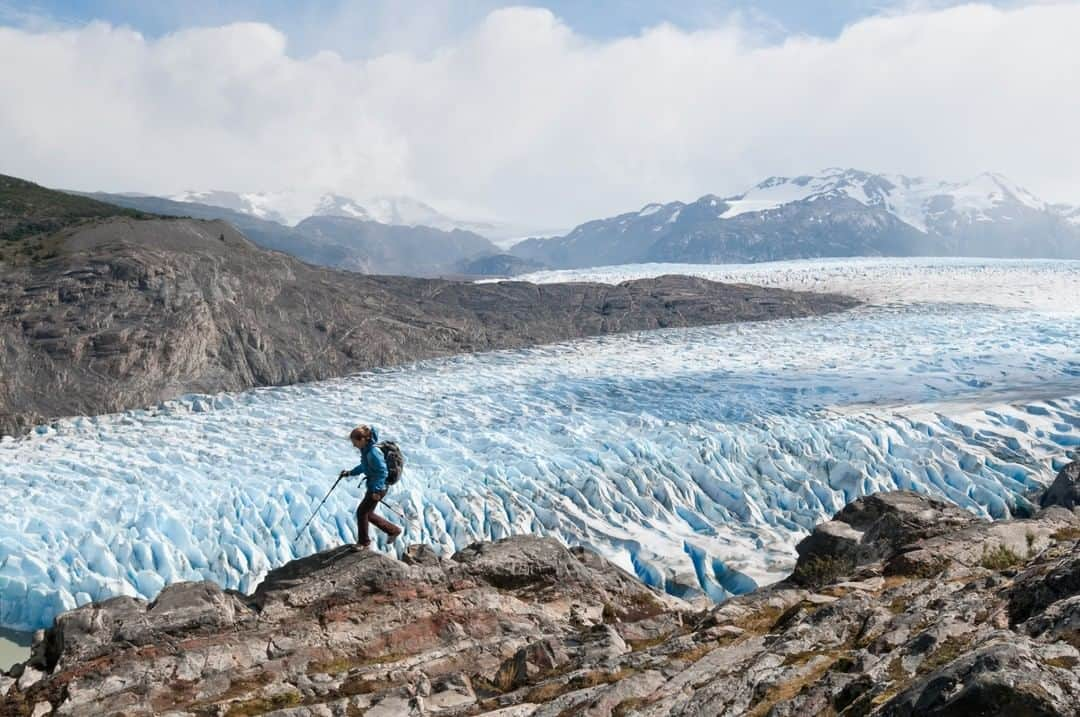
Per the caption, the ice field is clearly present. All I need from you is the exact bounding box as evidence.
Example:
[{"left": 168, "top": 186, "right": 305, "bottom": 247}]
[{"left": 1, "top": 258, "right": 1079, "bottom": 630}]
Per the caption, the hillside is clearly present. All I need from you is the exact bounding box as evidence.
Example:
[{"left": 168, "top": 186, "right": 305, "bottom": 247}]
[
  {"left": 0, "top": 179, "right": 856, "bottom": 436},
  {"left": 3, "top": 462, "right": 1079, "bottom": 716},
  {"left": 0, "top": 175, "right": 152, "bottom": 251},
  {"left": 83, "top": 191, "right": 502, "bottom": 277},
  {"left": 513, "top": 169, "right": 1080, "bottom": 269}
]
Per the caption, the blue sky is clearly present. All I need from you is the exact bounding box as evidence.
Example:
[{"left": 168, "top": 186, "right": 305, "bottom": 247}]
[{"left": 1, "top": 1, "right": 1001, "bottom": 56}]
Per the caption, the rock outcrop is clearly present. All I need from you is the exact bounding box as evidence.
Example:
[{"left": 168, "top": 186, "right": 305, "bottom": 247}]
[{"left": 4, "top": 464, "right": 1080, "bottom": 716}]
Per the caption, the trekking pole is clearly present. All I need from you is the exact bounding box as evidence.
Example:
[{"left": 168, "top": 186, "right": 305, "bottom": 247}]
[
  {"left": 381, "top": 499, "right": 407, "bottom": 520},
  {"left": 294, "top": 473, "right": 347, "bottom": 542}
]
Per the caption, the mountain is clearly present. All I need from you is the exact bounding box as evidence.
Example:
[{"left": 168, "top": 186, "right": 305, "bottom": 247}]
[
  {"left": 81, "top": 192, "right": 502, "bottom": 277},
  {"left": 513, "top": 169, "right": 1080, "bottom": 268},
  {"left": 168, "top": 189, "right": 292, "bottom": 224},
  {"left": 167, "top": 188, "right": 519, "bottom": 239},
  {"left": 0, "top": 173, "right": 856, "bottom": 437},
  {"left": 292, "top": 215, "right": 499, "bottom": 276}
]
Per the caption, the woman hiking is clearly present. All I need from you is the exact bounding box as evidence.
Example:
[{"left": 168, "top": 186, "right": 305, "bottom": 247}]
[{"left": 339, "top": 425, "right": 402, "bottom": 549}]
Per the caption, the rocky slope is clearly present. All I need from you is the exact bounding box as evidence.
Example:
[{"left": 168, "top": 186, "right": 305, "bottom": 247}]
[
  {"left": 0, "top": 202, "right": 856, "bottom": 436},
  {"left": 512, "top": 169, "right": 1080, "bottom": 269},
  {"left": 3, "top": 460, "right": 1079, "bottom": 716}
]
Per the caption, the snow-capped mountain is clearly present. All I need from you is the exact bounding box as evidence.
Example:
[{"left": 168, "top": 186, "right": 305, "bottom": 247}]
[
  {"left": 168, "top": 188, "right": 515, "bottom": 239},
  {"left": 312, "top": 193, "right": 372, "bottom": 221},
  {"left": 169, "top": 190, "right": 292, "bottom": 225},
  {"left": 512, "top": 169, "right": 1080, "bottom": 269}
]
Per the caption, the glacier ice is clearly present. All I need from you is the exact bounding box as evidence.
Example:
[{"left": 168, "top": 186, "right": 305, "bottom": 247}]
[{"left": 1, "top": 258, "right": 1079, "bottom": 630}]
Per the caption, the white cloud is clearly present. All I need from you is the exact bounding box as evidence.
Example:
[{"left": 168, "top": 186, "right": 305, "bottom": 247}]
[{"left": 1, "top": 2, "right": 1078, "bottom": 229}]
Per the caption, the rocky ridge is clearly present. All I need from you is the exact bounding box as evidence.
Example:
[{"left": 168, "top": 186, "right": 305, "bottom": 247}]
[
  {"left": 0, "top": 208, "right": 856, "bottom": 437},
  {"left": 3, "top": 460, "right": 1080, "bottom": 716}
]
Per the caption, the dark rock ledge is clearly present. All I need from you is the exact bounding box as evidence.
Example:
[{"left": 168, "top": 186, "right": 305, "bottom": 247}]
[{"left": 3, "top": 460, "right": 1080, "bottom": 717}]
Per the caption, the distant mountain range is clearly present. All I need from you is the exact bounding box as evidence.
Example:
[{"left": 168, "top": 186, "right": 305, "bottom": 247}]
[
  {"left": 74, "top": 169, "right": 1080, "bottom": 277},
  {"left": 168, "top": 189, "right": 515, "bottom": 240},
  {"left": 81, "top": 192, "right": 501, "bottom": 277},
  {"left": 512, "top": 169, "right": 1080, "bottom": 269}
]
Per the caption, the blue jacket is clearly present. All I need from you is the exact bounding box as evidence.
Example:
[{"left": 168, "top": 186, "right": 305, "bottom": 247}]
[{"left": 349, "top": 427, "right": 389, "bottom": 493}]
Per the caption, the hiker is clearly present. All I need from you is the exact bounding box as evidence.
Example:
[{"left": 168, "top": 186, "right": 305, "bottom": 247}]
[{"left": 339, "top": 425, "right": 402, "bottom": 548}]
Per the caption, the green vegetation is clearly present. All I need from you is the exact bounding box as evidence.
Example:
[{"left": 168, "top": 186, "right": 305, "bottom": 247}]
[
  {"left": 1, "top": 173, "right": 153, "bottom": 240},
  {"left": 222, "top": 691, "right": 302, "bottom": 716},
  {"left": 979, "top": 544, "right": 1024, "bottom": 571},
  {"left": 0, "top": 173, "right": 158, "bottom": 263},
  {"left": 917, "top": 636, "right": 969, "bottom": 674}
]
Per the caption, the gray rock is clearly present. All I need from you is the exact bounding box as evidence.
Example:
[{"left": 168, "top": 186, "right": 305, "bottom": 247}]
[
  {"left": 1008, "top": 546, "right": 1080, "bottom": 625},
  {"left": 878, "top": 637, "right": 1080, "bottom": 717},
  {"left": 1041, "top": 460, "right": 1080, "bottom": 510},
  {"left": 791, "top": 491, "right": 978, "bottom": 583},
  {"left": 402, "top": 544, "right": 444, "bottom": 567},
  {"left": 10, "top": 487, "right": 1080, "bottom": 717}
]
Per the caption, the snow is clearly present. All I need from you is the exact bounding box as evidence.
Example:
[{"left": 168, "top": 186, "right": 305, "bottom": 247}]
[
  {"left": 2, "top": 259, "right": 1080, "bottom": 630},
  {"left": 715, "top": 169, "right": 1053, "bottom": 234},
  {"left": 638, "top": 204, "right": 663, "bottom": 217}
]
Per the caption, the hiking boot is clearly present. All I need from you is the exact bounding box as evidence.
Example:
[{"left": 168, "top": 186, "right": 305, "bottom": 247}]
[
  {"left": 352, "top": 542, "right": 371, "bottom": 552},
  {"left": 386, "top": 528, "right": 402, "bottom": 543}
]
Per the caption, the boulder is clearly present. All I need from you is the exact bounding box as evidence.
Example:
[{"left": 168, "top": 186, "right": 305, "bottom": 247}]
[
  {"left": 402, "top": 544, "right": 443, "bottom": 567},
  {"left": 792, "top": 491, "right": 978, "bottom": 583},
  {"left": 42, "top": 595, "right": 147, "bottom": 671},
  {"left": 1008, "top": 547, "right": 1080, "bottom": 625},
  {"left": 878, "top": 636, "right": 1080, "bottom": 716},
  {"left": 251, "top": 544, "right": 417, "bottom": 616},
  {"left": 1041, "top": 460, "right": 1080, "bottom": 510}
]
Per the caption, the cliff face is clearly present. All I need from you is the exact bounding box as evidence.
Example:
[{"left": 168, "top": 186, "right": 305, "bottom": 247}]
[
  {"left": 0, "top": 217, "right": 857, "bottom": 436},
  {"left": 4, "top": 461, "right": 1080, "bottom": 717}
]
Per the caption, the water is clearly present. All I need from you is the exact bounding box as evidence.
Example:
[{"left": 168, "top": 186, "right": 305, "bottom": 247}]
[
  {"left": 1, "top": 258, "right": 1078, "bottom": 630},
  {"left": 0, "top": 628, "right": 31, "bottom": 672}
]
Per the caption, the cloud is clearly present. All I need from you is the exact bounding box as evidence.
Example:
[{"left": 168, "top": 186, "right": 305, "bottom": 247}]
[{"left": 1, "top": 2, "right": 1078, "bottom": 228}]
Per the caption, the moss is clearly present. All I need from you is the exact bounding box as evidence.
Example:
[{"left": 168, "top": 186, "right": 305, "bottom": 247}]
[
  {"left": 524, "top": 667, "right": 636, "bottom": 704},
  {"left": 667, "top": 640, "right": 721, "bottom": 665},
  {"left": 907, "top": 557, "right": 950, "bottom": 579},
  {"left": 979, "top": 544, "right": 1023, "bottom": 571},
  {"left": 612, "top": 696, "right": 647, "bottom": 716},
  {"left": 338, "top": 675, "right": 399, "bottom": 698},
  {"left": 744, "top": 654, "right": 837, "bottom": 717},
  {"left": 1051, "top": 526, "right": 1080, "bottom": 542},
  {"left": 223, "top": 691, "right": 302, "bottom": 716},
  {"left": 792, "top": 556, "right": 854, "bottom": 588},
  {"left": 627, "top": 632, "right": 676, "bottom": 652},
  {"left": 917, "top": 636, "right": 969, "bottom": 675},
  {"left": 1046, "top": 655, "right": 1079, "bottom": 670},
  {"left": 740, "top": 604, "right": 788, "bottom": 635}
]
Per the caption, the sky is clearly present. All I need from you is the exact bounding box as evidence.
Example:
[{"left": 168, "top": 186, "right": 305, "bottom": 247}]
[{"left": 1, "top": 0, "right": 1078, "bottom": 229}]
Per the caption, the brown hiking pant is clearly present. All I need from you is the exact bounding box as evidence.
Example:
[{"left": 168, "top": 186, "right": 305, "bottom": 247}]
[{"left": 356, "top": 490, "right": 400, "bottom": 546}]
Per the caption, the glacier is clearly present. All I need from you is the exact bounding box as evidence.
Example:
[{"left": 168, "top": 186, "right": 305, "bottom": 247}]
[{"left": 1, "top": 258, "right": 1079, "bottom": 631}]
